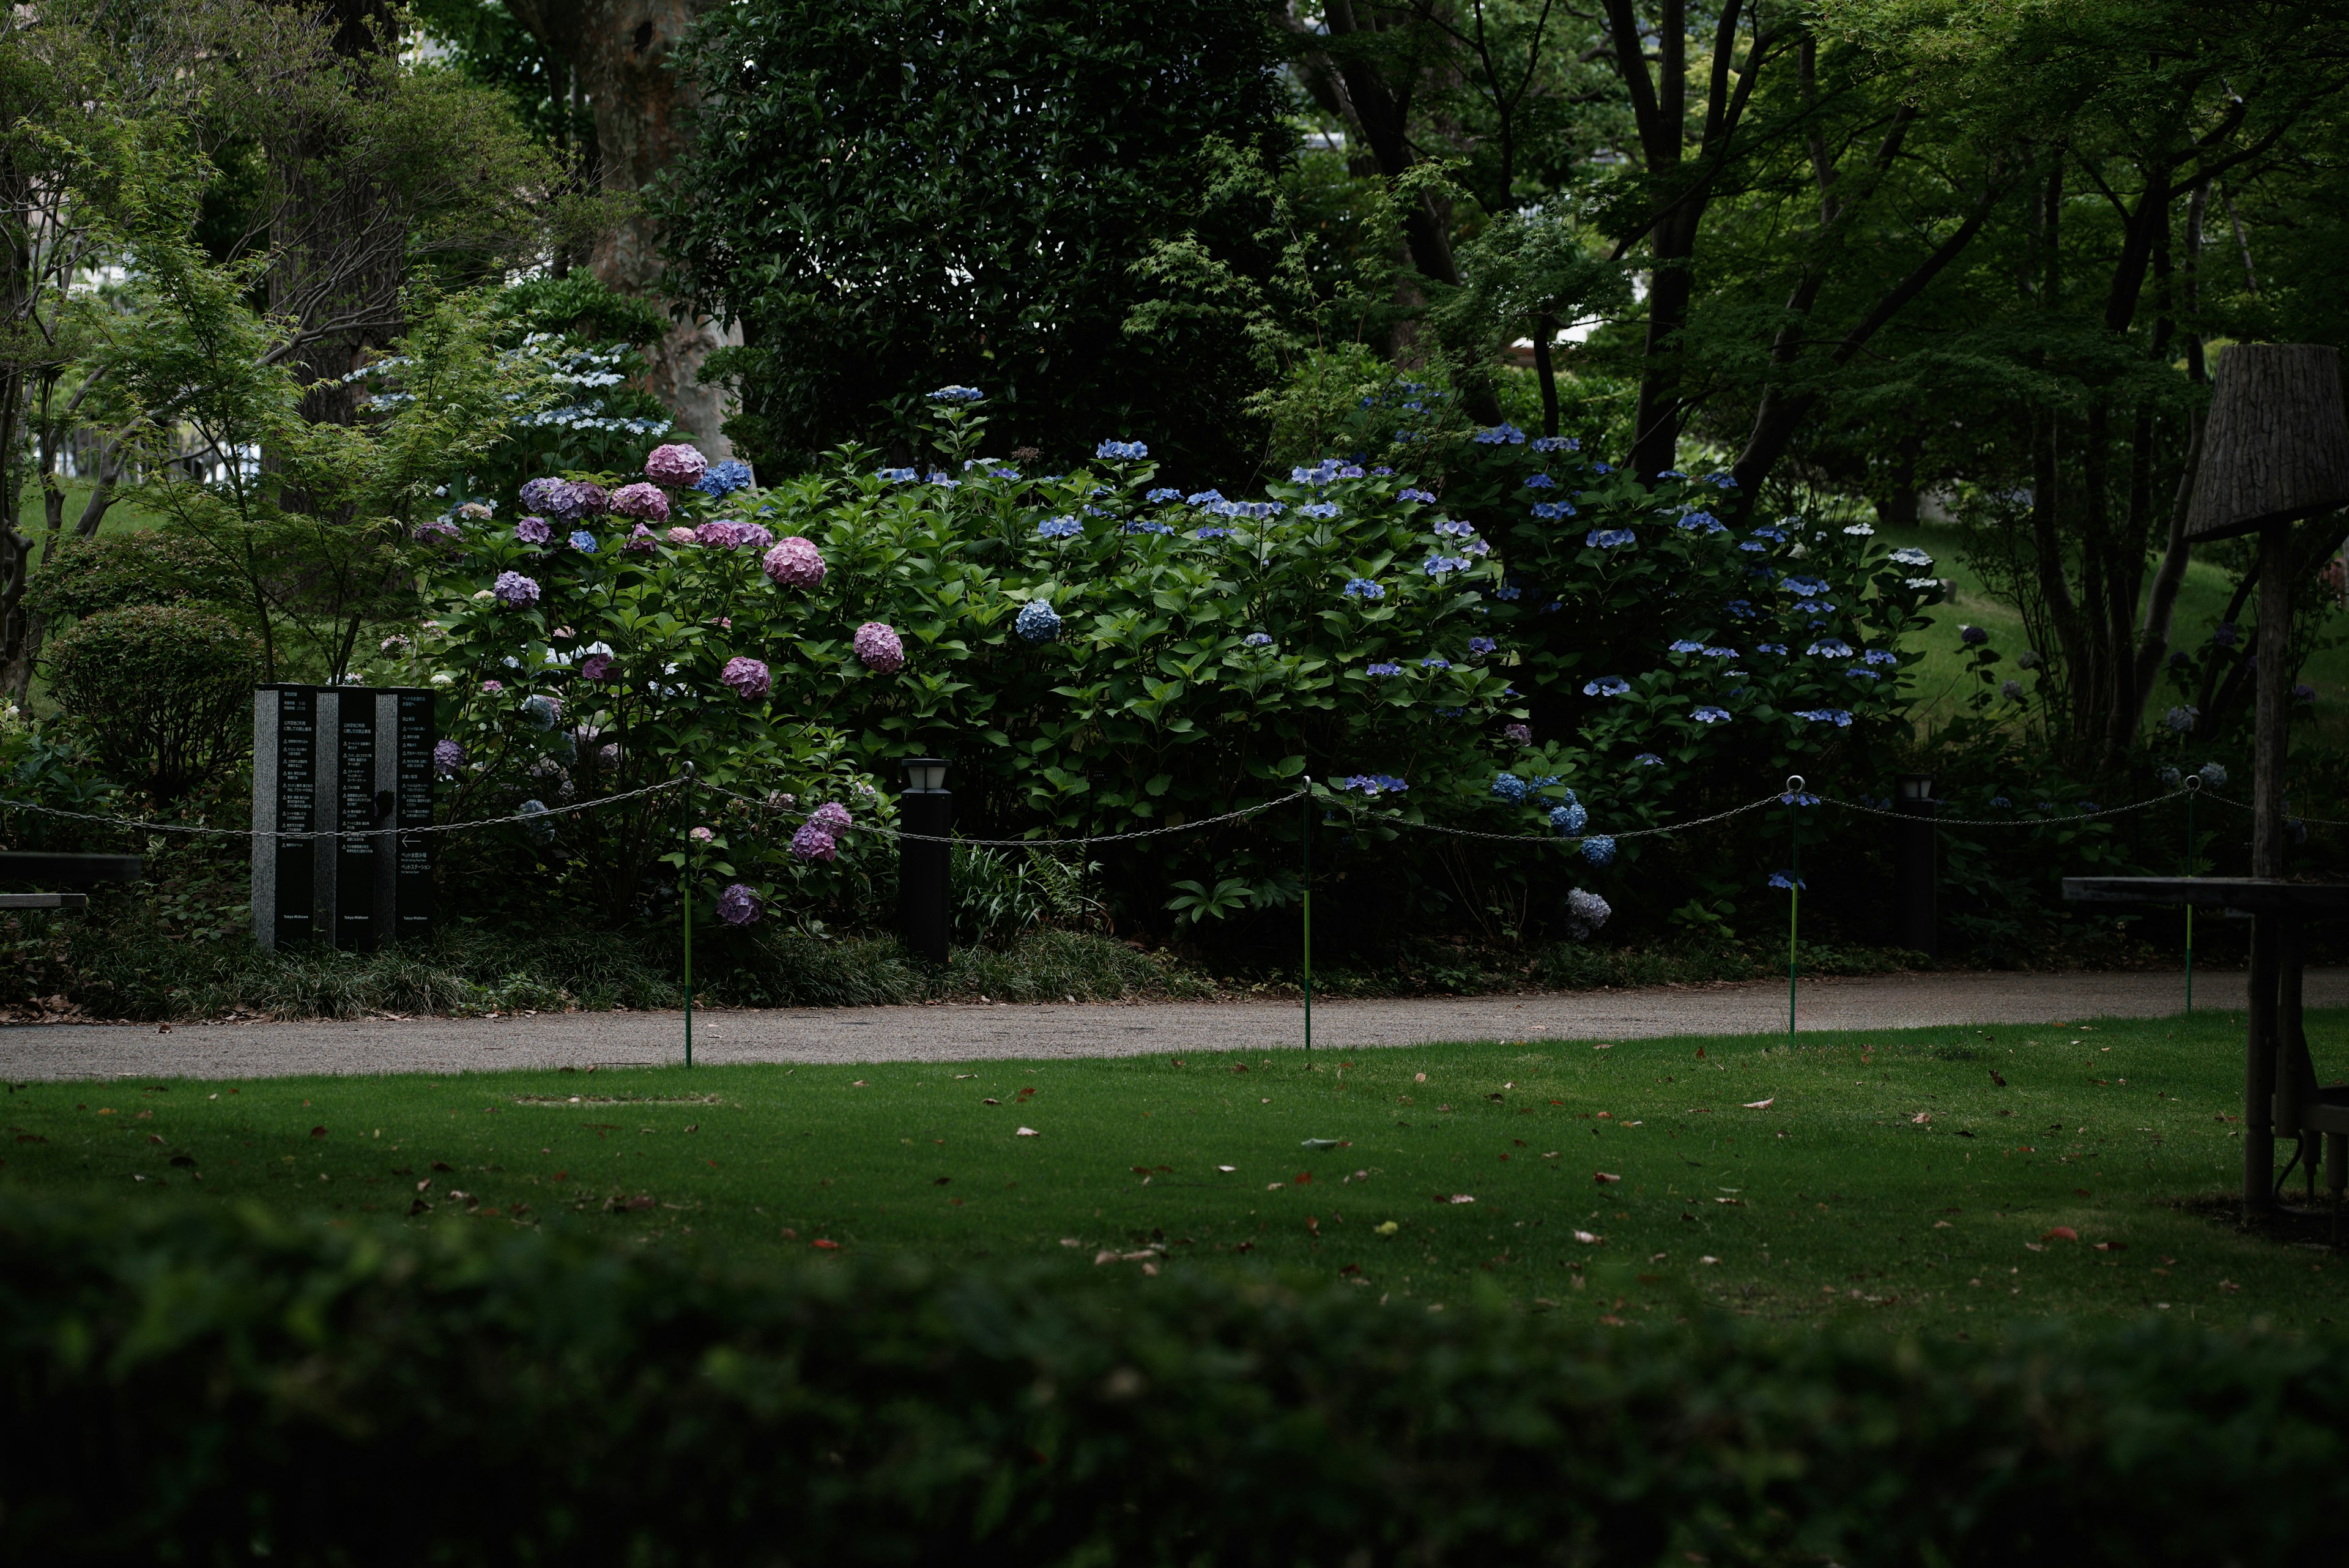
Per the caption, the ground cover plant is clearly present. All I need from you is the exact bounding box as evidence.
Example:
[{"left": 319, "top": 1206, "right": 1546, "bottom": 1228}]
[{"left": 5, "top": 1006, "right": 2338, "bottom": 1334}]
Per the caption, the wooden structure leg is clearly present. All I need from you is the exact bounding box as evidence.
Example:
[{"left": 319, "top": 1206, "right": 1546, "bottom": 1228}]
[{"left": 2248, "top": 912, "right": 2279, "bottom": 1214}]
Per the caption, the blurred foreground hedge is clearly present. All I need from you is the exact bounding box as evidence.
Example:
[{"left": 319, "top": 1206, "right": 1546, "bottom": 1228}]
[{"left": 2, "top": 1192, "right": 2342, "bottom": 1565}]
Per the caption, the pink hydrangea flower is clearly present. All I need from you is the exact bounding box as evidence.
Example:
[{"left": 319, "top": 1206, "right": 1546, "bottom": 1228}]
[
  {"left": 716, "top": 882, "right": 763, "bottom": 925},
  {"left": 853, "top": 622, "right": 904, "bottom": 672},
  {"left": 644, "top": 443, "right": 710, "bottom": 488},
  {"left": 791, "top": 823, "right": 837, "bottom": 862},
  {"left": 810, "top": 801, "right": 853, "bottom": 831},
  {"left": 763, "top": 536, "right": 826, "bottom": 588},
  {"left": 721, "top": 655, "right": 771, "bottom": 699},
  {"left": 581, "top": 653, "right": 615, "bottom": 681},
  {"left": 667, "top": 527, "right": 696, "bottom": 545},
  {"left": 690, "top": 826, "right": 714, "bottom": 843},
  {"left": 611, "top": 481, "right": 670, "bottom": 522},
  {"left": 694, "top": 519, "right": 751, "bottom": 550},
  {"left": 481, "top": 680, "right": 503, "bottom": 693}
]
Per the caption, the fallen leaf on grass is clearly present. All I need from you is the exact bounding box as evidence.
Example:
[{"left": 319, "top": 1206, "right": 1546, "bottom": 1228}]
[
  {"left": 1301, "top": 1138, "right": 1341, "bottom": 1150},
  {"left": 1743, "top": 1098, "right": 1775, "bottom": 1110},
  {"left": 2219, "top": 1279, "right": 2241, "bottom": 1293},
  {"left": 1911, "top": 1112, "right": 1932, "bottom": 1124},
  {"left": 310, "top": 1126, "right": 327, "bottom": 1139},
  {"left": 1217, "top": 1164, "right": 1236, "bottom": 1172},
  {"left": 812, "top": 1239, "right": 840, "bottom": 1250},
  {"left": 1015, "top": 1126, "right": 1039, "bottom": 1137},
  {"left": 2041, "top": 1226, "right": 2079, "bottom": 1242},
  {"left": 1439, "top": 1194, "right": 1475, "bottom": 1205},
  {"left": 1573, "top": 1230, "right": 1601, "bottom": 1244},
  {"left": 1375, "top": 1221, "right": 1399, "bottom": 1236},
  {"left": 1594, "top": 1172, "right": 1622, "bottom": 1184},
  {"left": 2094, "top": 1241, "right": 2126, "bottom": 1251}
]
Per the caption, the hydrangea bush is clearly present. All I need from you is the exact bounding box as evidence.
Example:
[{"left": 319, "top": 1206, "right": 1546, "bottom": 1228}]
[{"left": 381, "top": 390, "right": 1943, "bottom": 942}]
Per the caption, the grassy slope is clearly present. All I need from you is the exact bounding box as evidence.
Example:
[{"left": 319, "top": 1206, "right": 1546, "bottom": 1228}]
[{"left": 6, "top": 1006, "right": 2340, "bottom": 1336}]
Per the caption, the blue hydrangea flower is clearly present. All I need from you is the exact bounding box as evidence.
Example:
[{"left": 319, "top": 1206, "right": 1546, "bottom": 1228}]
[
  {"left": 1581, "top": 835, "right": 1616, "bottom": 866},
  {"left": 1738, "top": 540, "right": 1768, "bottom": 552},
  {"left": 1678, "top": 511, "right": 1727, "bottom": 534},
  {"left": 1660, "top": 469, "right": 1687, "bottom": 480},
  {"left": 1197, "top": 526, "right": 1232, "bottom": 540},
  {"left": 928, "top": 385, "right": 984, "bottom": 402},
  {"left": 694, "top": 459, "right": 755, "bottom": 497},
  {"left": 877, "top": 467, "right": 917, "bottom": 483},
  {"left": 1524, "top": 473, "right": 1557, "bottom": 489},
  {"left": 1344, "top": 578, "right": 1386, "bottom": 600},
  {"left": 1015, "top": 600, "right": 1062, "bottom": 644},
  {"left": 1861, "top": 648, "right": 1899, "bottom": 666},
  {"left": 1890, "top": 546, "right": 1934, "bottom": 568},
  {"left": 1095, "top": 439, "right": 1147, "bottom": 460},
  {"left": 1531, "top": 436, "right": 1578, "bottom": 452},
  {"left": 1669, "top": 639, "right": 1705, "bottom": 654},
  {"left": 1365, "top": 662, "right": 1404, "bottom": 677},
  {"left": 1531, "top": 499, "right": 1579, "bottom": 522},
  {"left": 1960, "top": 624, "right": 1989, "bottom": 645},
  {"left": 1784, "top": 576, "right": 1830, "bottom": 597},
  {"left": 1421, "top": 657, "right": 1451, "bottom": 670},
  {"left": 1749, "top": 526, "right": 1787, "bottom": 543},
  {"left": 1124, "top": 520, "right": 1174, "bottom": 536},
  {"left": 2213, "top": 622, "right": 2239, "bottom": 647},
  {"left": 1398, "top": 487, "right": 1437, "bottom": 503},
  {"left": 568, "top": 530, "right": 598, "bottom": 552},
  {"left": 1468, "top": 636, "right": 1497, "bottom": 656},
  {"left": 1492, "top": 580, "right": 1523, "bottom": 602},
  {"left": 1757, "top": 643, "right": 1789, "bottom": 655},
  {"left": 1187, "top": 489, "right": 1226, "bottom": 507},
  {"left": 925, "top": 470, "right": 959, "bottom": 489},
  {"left": 1633, "top": 752, "right": 1663, "bottom": 765},
  {"left": 1723, "top": 599, "right": 1754, "bottom": 619},
  {"left": 1707, "top": 472, "right": 1739, "bottom": 489},
  {"left": 1583, "top": 676, "right": 1631, "bottom": 697},
  {"left": 1534, "top": 777, "right": 1567, "bottom": 793},
  {"left": 520, "top": 694, "right": 561, "bottom": 730},
  {"left": 1491, "top": 772, "right": 1531, "bottom": 804},
  {"left": 1808, "top": 639, "right": 1854, "bottom": 658},
  {"left": 1299, "top": 502, "right": 1340, "bottom": 519},
  {"left": 1434, "top": 519, "right": 1476, "bottom": 537},
  {"left": 1550, "top": 801, "right": 1589, "bottom": 833},
  {"left": 2199, "top": 762, "right": 2228, "bottom": 786},
  {"left": 1037, "top": 515, "right": 1082, "bottom": 539},
  {"left": 1338, "top": 774, "right": 1408, "bottom": 796},
  {"left": 1335, "top": 463, "right": 1365, "bottom": 479},
  {"left": 1702, "top": 646, "right": 1736, "bottom": 660},
  {"left": 1586, "top": 527, "right": 1636, "bottom": 549},
  {"left": 1423, "top": 555, "right": 1472, "bottom": 575},
  {"left": 1243, "top": 632, "right": 1273, "bottom": 647},
  {"left": 1792, "top": 708, "right": 1855, "bottom": 727},
  {"left": 1372, "top": 466, "right": 1394, "bottom": 475},
  {"left": 1769, "top": 871, "right": 1805, "bottom": 890},
  {"left": 1293, "top": 461, "right": 1341, "bottom": 486},
  {"left": 1145, "top": 487, "right": 1182, "bottom": 503},
  {"left": 1473, "top": 423, "right": 1527, "bottom": 445},
  {"left": 1781, "top": 789, "right": 1820, "bottom": 806},
  {"left": 1691, "top": 705, "right": 1730, "bottom": 724},
  {"left": 1592, "top": 461, "right": 1613, "bottom": 475}
]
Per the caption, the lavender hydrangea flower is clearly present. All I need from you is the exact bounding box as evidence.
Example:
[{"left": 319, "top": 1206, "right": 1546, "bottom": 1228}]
[
  {"left": 854, "top": 622, "right": 905, "bottom": 672},
  {"left": 692, "top": 519, "right": 755, "bottom": 550},
  {"left": 1365, "top": 662, "right": 1403, "bottom": 677},
  {"left": 695, "top": 459, "right": 755, "bottom": 497},
  {"left": 811, "top": 801, "right": 853, "bottom": 832},
  {"left": 644, "top": 443, "right": 709, "bottom": 487},
  {"left": 492, "top": 571, "right": 540, "bottom": 607},
  {"left": 623, "top": 523, "right": 658, "bottom": 554},
  {"left": 558, "top": 482, "right": 609, "bottom": 521},
  {"left": 791, "top": 822, "right": 839, "bottom": 861},
  {"left": 1398, "top": 488, "right": 1437, "bottom": 503},
  {"left": 1564, "top": 886, "right": 1610, "bottom": 938},
  {"left": 1037, "top": 515, "right": 1082, "bottom": 539},
  {"left": 1468, "top": 636, "right": 1497, "bottom": 657},
  {"left": 516, "top": 516, "right": 552, "bottom": 544},
  {"left": 1583, "top": 676, "right": 1630, "bottom": 697},
  {"left": 518, "top": 477, "right": 566, "bottom": 515},
  {"left": 414, "top": 518, "right": 461, "bottom": 545},
  {"left": 2213, "top": 622, "right": 2240, "bottom": 647},
  {"left": 716, "top": 882, "right": 764, "bottom": 925},
  {"left": 1691, "top": 706, "right": 1730, "bottom": 724},
  {"left": 1016, "top": 600, "right": 1062, "bottom": 643},
  {"left": 1502, "top": 723, "right": 1532, "bottom": 746},
  {"left": 431, "top": 738, "right": 464, "bottom": 777},
  {"left": 611, "top": 482, "right": 670, "bottom": 522},
  {"left": 1243, "top": 631, "right": 1273, "bottom": 647},
  {"left": 721, "top": 656, "right": 771, "bottom": 699},
  {"left": 763, "top": 536, "right": 826, "bottom": 587}
]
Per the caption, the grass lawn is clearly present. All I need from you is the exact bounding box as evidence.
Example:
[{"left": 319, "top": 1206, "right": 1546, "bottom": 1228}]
[{"left": 7, "top": 1006, "right": 2343, "bottom": 1335}]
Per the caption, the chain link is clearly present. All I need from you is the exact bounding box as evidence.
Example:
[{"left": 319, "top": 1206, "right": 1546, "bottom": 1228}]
[
  {"left": 0, "top": 777, "right": 685, "bottom": 842},
  {"left": 2196, "top": 790, "right": 2349, "bottom": 829},
  {"left": 704, "top": 781, "right": 1301, "bottom": 847},
  {"left": 1817, "top": 787, "right": 2194, "bottom": 828},
  {"left": 1370, "top": 791, "right": 1784, "bottom": 844}
]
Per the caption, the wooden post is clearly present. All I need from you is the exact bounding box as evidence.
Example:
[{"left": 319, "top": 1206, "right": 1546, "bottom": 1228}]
[{"left": 2256, "top": 521, "right": 2291, "bottom": 880}]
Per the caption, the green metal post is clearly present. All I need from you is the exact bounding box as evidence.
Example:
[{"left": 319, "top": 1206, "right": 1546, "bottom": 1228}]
[
  {"left": 1302, "top": 778, "right": 1313, "bottom": 1063},
  {"left": 1787, "top": 780, "right": 1801, "bottom": 1045},
  {"left": 2185, "top": 786, "right": 2196, "bottom": 1015},
  {"left": 682, "top": 765, "right": 694, "bottom": 1069}
]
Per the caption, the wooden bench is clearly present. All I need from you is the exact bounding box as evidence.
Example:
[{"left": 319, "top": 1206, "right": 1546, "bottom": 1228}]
[{"left": 0, "top": 852, "right": 144, "bottom": 914}]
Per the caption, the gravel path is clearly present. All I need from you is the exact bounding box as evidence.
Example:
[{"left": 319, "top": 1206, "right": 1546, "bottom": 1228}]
[{"left": 1, "top": 967, "right": 2332, "bottom": 1082}]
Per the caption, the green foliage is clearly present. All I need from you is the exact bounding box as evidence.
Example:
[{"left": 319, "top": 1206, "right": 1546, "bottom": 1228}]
[
  {"left": 664, "top": 0, "right": 1294, "bottom": 479},
  {"left": 18, "top": 532, "right": 234, "bottom": 622},
  {"left": 951, "top": 844, "right": 1105, "bottom": 947},
  {"left": 40, "top": 604, "right": 258, "bottom": 806},
  {"left": 14, "top": 1189, "right": 2349, "bottom": 1563},
  {"left": 496, "top": 272, "right": 671, "bottom": 348}
]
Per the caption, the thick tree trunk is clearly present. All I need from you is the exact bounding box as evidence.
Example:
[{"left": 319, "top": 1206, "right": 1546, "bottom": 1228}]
[{"left": 506, "top": 0, "right": 740, "bottom": 455}]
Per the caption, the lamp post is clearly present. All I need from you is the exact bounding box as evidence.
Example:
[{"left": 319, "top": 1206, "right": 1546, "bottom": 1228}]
[
  {"left": 899, "top": 756, "right": 952, "bottom": 966},
  {"left": 1892, "top": 773, "right": 1939, "bottom": 960}
]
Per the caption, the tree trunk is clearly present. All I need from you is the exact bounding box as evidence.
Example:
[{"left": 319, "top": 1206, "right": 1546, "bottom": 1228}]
[{"left": 506, "top": 0, "right": 740, "bottom": 455}]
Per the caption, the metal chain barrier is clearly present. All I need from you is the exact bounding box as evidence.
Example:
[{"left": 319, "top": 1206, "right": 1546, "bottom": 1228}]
[
  {"left": 2195, "top": 789, "right": 2349, "bottom": 830},
  {"left": 1369, "top": 790, "right": 1785, "bottom": 844},
  {"left": 1818, "top": 783, "right": 2199, "bottom": 828},
  {"left": 703, "top": 781, "right": 1302, "bottom": 847},
  {"left": 0, "top": 776, "right": 685, "bottom": 842}
]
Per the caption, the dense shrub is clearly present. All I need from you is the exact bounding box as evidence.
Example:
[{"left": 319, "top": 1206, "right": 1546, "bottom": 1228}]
[
  {"left": 389, "top": 392, "right": 1935, "bottom": 946},
  {"left": 9, "top": 1192, "right": 2349, "bottom": 1566},
  {"left": 19, "top": 530, "right": 236, "bottom": 621},
  {"left": 41, "top": 604, "right": 260, "bottom": 804}
]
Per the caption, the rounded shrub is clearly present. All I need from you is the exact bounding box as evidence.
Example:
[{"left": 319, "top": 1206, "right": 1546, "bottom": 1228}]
[
  {"left": 43, "top": 605, "right": 261, "bottom": 804},
  {"left": 20, "top": 532, "right": 233, "bottom": 622}
]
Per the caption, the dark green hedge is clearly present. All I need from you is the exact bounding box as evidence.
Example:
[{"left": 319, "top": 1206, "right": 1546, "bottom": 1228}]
[{"left": 2, "top": 1192, "right": 2343, "bottom": 1566}]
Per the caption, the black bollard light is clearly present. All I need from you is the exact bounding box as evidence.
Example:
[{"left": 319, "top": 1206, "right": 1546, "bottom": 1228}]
[
  {"left": 1892, "top": 773, "right": 1939, "bottom": 959},
  {"left": 898, "top": 756, "right": 952, "bottom": 965}
]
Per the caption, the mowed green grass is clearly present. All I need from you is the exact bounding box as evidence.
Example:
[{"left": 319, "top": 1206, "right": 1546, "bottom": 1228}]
[{"left": 6, "top": 1008, "right": 2346, "bottom": 1334}]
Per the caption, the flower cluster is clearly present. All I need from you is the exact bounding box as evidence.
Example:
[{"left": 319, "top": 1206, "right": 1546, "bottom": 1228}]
[
  {"left": 1472, "top": 423, "right": 1527, "bottom": 445},
  {"left": 1336, "top": 774, "right": 1408, "bottom": 796},
  {"left": 612, "top": 482, "right": 669, "bottom": 522},
  {"left": 929, "top": 385, "right": 983, "bottom": 402},
  {"left": 1586, "top": 527, "right": 1635, "bottom": 549},
  {"left": 854, "top": 621, "right": 905, "bottom": 672},
  {"left": 1037, "top": 516, "right": 1082, "bottom": 540},
  {"left": 644, "top": 443, "right": 710, "bottom": 487},
  {"left": 1583, "top": 676, "right": 1630, "bottom": 697},
  {"left": 1095, "top": 439, "right": 1149, "bottom": 460},
  {"left": 696, "top": 459, "right": 755, "bottom": 497},
  {"left": 1343, "top": 578, "right": 1386, "bottom": 601},
  {"left": 763, "top": 536, "right": 826, "bottom": 588},
  {"left": 721, "top": 656, "right": 771, "bottom": 700},
  {"left": 492, "top": 571, "right": 540, "bottom": 607},
  {"left": 1015, "top": 599, "right": 1063, "bottom": 644}
]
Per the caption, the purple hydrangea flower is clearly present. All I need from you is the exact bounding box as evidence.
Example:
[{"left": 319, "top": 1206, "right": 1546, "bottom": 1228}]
[
  {"left": 763, "top": 536, "right": 827, "bottom": 588},
  {"left": 518, "top": 477, "right": 566, "bottom": 515},
  {"left": 581, "top": 653, "right": 615, "bottom": 681},
  {"left": 693, "top": 519, "right": 752, "bottom": 550},
  {"left": 811, "top": 801, "right": 852, "bottom": 831},
  {"left": 515, "top": 516, "right": 552, "bottom": 544},
  {"left": 854, "top": 622, "right": 905, "bottom": 672},
  {"left": 414, "top": 518, "right": 461, "bottom": 545},
  {"left": 791, "top": 823, "right": 838, "bottom": 862},
  {"left": 611, "top": 482, "right": 670, "bottom": 522},
  {"left": 716, "top": 882, "right": 763, "bottom": 925},
  {"left": 721, "top": 656, "right": 771, "bottom": 699},
  {"left": 1502, "top": 723, "right": 1532, "bottom": 746},
  {"left": 431, "top": 738, "right": 464, "bottom": 776},
  {"left": 623, "top": 524, "right": 658, "bottom": 553},
  {"left": 492, "top": 571, "right": 540, "bottom": 607},
  {"left": 1959, "top": 624, "right": 1989, "bottom": 645},
  {"left": 644, "top": 443, "right": 709, "bottom": 487}
]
